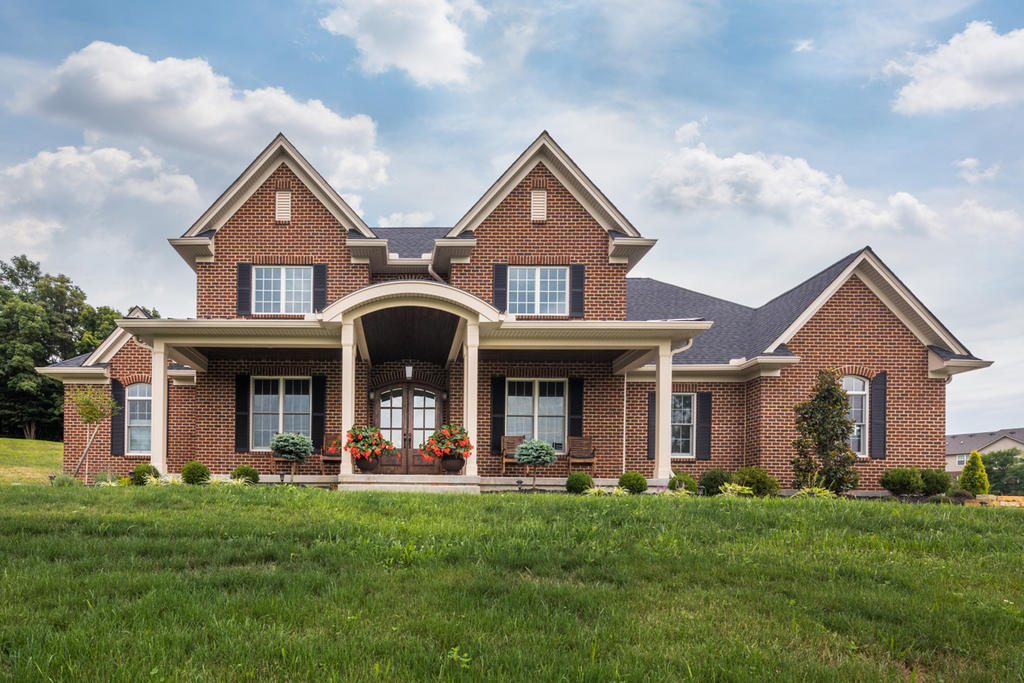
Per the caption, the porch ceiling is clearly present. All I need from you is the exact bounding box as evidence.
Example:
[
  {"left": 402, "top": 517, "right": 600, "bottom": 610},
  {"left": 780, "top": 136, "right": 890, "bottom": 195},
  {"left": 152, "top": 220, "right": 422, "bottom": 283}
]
[
  {"left": 360, "top": 306, "right": 460, "bottom": 366},
  {"left": 479, "top": 349, "right": 620, "bottom": 363}
]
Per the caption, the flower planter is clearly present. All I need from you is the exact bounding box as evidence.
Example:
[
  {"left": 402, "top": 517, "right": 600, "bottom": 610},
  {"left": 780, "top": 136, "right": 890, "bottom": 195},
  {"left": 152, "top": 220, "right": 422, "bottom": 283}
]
[
  {"left": 355, "top": 456, "right": 379, "bottom": 473},
  {"left": 440, "top": 456, "right": 465, "bottom": 473}
]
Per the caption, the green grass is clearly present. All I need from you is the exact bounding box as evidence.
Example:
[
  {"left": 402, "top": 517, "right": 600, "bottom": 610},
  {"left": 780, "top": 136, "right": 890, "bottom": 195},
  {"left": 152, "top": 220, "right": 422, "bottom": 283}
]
[
  {"left": 0, "top": 488, "right": 1022, "bottom": 681},
  {"left": 0, "top": 437, "right": 62, "bottom": 485}
]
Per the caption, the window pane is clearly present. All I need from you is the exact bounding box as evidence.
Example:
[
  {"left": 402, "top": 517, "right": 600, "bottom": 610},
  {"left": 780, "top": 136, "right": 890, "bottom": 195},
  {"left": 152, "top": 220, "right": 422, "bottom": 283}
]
[
  {"left": 283, "top": 413, "right": 310, "bottom": 436},
  {"left": 538, "top": 268, "right": 567, "bottom": 315},
  {"left": 284, "top": 379, "right": 310, "bottom": 411},
  {"left": 537, "top": 381, "right": 565, "bottom": 417},
  {"left": 127, "top": 383, "right": 151, "bottom": 398},
  {"left": 506, "top": 381, "right": 534, "bottom": 416},
  {"left": 284, "top": 267, "right": 312, "bottom": 313},
  {"left": 254, "top": 267, "right": 281, "bottom": 313},
  {"left": 842, "top": 376, "right": 866, "bottom": 393},
  {"left": 253, "top": 379, "right": 279, "bottom": 413},
  {"left": 538, "top": 416, "right": 564, "bottom": 450},
  {"left": 128, "top": 400, "right": 151, "bottom": 424},
  {"left": 128, "top": 426, "right": 150, "bottom": 452},
  {"left": 508, "top": 267, "right": 536, "bottom": 315},
  {"left": 672, "top": 394, "right": 693, "bottom": 426},
  {"left": 252, "top": 413, "right": 277, "bottom": 449},
  {"left": 506, "top": 416, "right": 533, "bottom": 439}
]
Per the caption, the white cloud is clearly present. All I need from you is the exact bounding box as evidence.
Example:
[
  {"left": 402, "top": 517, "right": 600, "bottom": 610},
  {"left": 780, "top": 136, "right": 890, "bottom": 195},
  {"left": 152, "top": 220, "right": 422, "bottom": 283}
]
[
  {"left": 674, "top": 121, "right": 701, "bottom": 145},
  {"left": 792, "top": 39, "right": 815, "bottom": 53},
  {"left": 320, "top": 0, "right": 486, "bottom": 87},
  {"left": 376, "top": 211, "right": 436, "bottom": 227},
  {"left": 953, "top": 157, "right": 1000, "bottom": 184},
  {"left": 884, "top": 21, "right": 1024, "bottom": 114},
  {"left": 0, "top": 218, "right": 63, "bottom": 256},
  {"left": 16, "top": 42, "right": 388, "bottom": 191},
  {"left": 954, "top": 199, "right": 1024, "bottom": 236}
]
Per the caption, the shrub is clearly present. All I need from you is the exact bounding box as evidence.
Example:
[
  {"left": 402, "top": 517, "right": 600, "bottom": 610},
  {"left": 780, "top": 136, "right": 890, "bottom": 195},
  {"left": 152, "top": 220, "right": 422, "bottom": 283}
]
[
  {"left": 565, "top": 471, "right": 593, "bottom": 494},
  {"left": 92, "top": 471, "right": 118, "bottom": 486},
  {"left": 880, "top": 467, "right": 924, "bottom": 496},
  {"left": 52, "top": 473, "right": 78, "bottom": 487},
  {"left": 791, "top": 369, "right": 859, "bottom": 493},
  {"left": 272, "top": 432, "right": 314, "bottom": 484},
  {"left": 618, "top": 472, "right": 648, "bottom": 494},
  {"left": 789, "top": 487, "right": 836, "bottom": 499},
  {"left": 583, "top": 487, "right": 608, "bottom": 496},
  {"left": 231, "top": 465, "right": 260, "bottom": 485},
  {"left": 958, "top": 451, "right": 989, "bottom": 495},
  {"left": 732, "top": 466, "right": 780, "bottom": 497},
  {"left": 130, "top": 464, "right": 160, "bottom": 486},
  {"left": 698, "top": 468, "right": 732, "bottom": 495},
  {"left": 181, "top": 461, "right": 211, "bottom": 485},
  {"left": 610, "top": 486, "right": 629, "bottom": 497},
  {"left": 669, "top": 471, "right": 698, "bottom": 493},
  {"left": 719, "top": 483, "right": 754, "bottom": 497},
  {"left": 515, "top": 440, "right": 558, "bottom": 489},
  {"left": 920, "top": 469, "right": 952, "bottom": 496},
  {"left": 948, "top": 488, "right": 976, "bottom": 500},
  {"left": 660, "top": 488, "right": 692, "bottom": 497}
]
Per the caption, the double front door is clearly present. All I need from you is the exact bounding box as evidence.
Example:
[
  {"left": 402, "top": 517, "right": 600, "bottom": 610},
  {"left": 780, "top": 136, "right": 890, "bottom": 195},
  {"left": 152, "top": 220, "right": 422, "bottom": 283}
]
[{"left": 376, "top": 384, "right": 440, "bottom": 474}]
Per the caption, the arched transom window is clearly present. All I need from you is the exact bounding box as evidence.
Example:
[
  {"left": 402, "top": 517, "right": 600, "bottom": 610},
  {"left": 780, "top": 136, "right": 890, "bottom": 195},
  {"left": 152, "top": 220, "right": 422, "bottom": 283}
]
[{"left": 841, "top": 375, "right": 868, "bottom": 457}]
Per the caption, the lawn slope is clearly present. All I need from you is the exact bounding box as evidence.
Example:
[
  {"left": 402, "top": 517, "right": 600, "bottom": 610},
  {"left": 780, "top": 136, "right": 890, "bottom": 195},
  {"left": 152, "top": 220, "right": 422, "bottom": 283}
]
[
  {"left": 0, "top": 488, "right": 1021, "bottom": 681},
  {"left": 0, "top": 437, "right": 62, "bottom": 485}
]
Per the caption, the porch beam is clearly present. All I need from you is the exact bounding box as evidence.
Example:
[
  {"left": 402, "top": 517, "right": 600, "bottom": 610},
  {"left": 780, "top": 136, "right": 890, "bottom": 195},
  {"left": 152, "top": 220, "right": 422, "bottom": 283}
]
[
  {"left": 463, "top": 322, "right": 479, "bottom": 477},
  {"left": 480, "top": 337, "right": 689, "bottom": 350},
  {"left": 166, "top": 345, "right": 208, "bottom": 372},
  {"left": 446, "top": 318, "right": 467, "bottom": 368},
  {"left": 654, "top": 341, "right": 673, "bottom": 480},
  {"left": 146, "top": 335, "right": 339, "bottom": 349},
  {"left": 612, "top": 347, "right": 657, "bottom": 375},
  {"left": 340, "top": 322, "right": 356, "bottom": 475},
  {"left": 353, "top": 317, "right": 371, "bottom": 364},
  {"left": 151, "top": 340, "right": 168, "bottom": 474}
]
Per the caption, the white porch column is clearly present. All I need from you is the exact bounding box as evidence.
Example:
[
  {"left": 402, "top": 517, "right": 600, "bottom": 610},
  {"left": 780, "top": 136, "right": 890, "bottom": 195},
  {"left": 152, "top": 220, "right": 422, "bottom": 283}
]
[
  {"left": 463, "top": 321, "right": 479, "bottom": 477},
  {"left": 340, "top": 321, "right": 356, "bottom": 475},
  {"left": 150, "top": 340, "right": 168, "bottom": 474},
  {"left": 654, "top": 341, "right": 673, "bottom": 480}
]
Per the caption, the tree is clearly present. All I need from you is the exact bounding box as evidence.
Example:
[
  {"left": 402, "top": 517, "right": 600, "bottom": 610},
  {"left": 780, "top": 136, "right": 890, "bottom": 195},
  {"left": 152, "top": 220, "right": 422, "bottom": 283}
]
[
  {"left": 981, "top": 448, "right": 1024, "bottom": 495},
  {"left": 791, "top": 369, "right": 860, "bottom": 493},
  {"left": 0, "top": 295, "right": 63, "bottom": 439},
  {"left": 271, "top": 432, "right": 313, "bottom": 483},
  {"left": 515, "top": 439, "right": 557, "bottom": 489},
  {"left": 68, "top": 385, "right": 119, "bottom": 478},
  {"left": 958, "top": 451, "right": 989, "bottom": 495},
  {"left": 76, "top": 305, "right": 123, "bottom": 354}
]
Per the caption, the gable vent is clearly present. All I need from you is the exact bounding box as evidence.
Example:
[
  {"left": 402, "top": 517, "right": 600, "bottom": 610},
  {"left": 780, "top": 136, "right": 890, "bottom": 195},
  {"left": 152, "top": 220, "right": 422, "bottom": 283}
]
[
  {"left": 275, "top": 190, "right": 292, "bottom": 222},
  {"left": 531, "top": 189, "right": 547, "bottom": 222}
]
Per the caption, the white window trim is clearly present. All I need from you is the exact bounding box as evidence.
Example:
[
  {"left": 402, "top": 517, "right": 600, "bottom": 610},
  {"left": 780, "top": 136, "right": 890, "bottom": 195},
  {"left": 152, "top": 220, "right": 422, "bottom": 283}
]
[
  {"left": 508, "top": 266, "right": 569, "bottom": 317},
  {"left": 843, "top": 375, "right": 869, "bottom": 458},
  {"left": 125, "top": 383, "right": 152, "bottom": 455},
  {"left": 955, "top": 453, "right": 968, "bottom": 467},
  {"left": 506, "top": 378, "right": 568, "bottom": 453},
  {"left": 250, "top": 376, "right": 312, "bottom": 452},
  {"left": 252, "top": 265, "right": 313, "bottom": 316},
  {"left": 670, "top": 392, "right": 696, "bottom": 459}
]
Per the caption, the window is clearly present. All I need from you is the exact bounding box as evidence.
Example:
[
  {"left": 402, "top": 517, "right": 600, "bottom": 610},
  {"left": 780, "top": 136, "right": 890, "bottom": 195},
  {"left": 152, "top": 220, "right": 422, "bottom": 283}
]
[
  {"left": 126, "top": 383, "right": 152, "bottom": 454},
  {"left": 842, "top": 375, "right": 868, "bottom": 456},
  {"left": 253, "top": 266, "right": 312, "bottom": 314},
  {"left": 506, "top": 379, "right": 566, "bottom": 451},
  {"left": 251, "top": 377, "right": 311, "bottom": 450},
  {"left": 670, "top": 393, "right": 695, "bottom": 457},
  {"left": 508, "top": 266, "right": 568, "bottom": 316},
  {"left": 531, "top": 189, "right": 547, "bottom": 221},
  {"left": 956, "top": 454, "right": 968, "bottom": 467}
]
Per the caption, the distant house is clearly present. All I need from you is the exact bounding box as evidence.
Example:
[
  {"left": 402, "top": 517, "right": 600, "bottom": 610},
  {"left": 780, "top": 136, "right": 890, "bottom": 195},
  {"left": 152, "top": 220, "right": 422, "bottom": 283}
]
[{"left": 945, "top": 428, "right": 1024, "bottom": 474}]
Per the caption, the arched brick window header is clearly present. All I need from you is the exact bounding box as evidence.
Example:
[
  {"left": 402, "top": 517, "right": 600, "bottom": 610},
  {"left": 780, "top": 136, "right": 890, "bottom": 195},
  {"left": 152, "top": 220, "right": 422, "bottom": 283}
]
[
  {"left": 832, "top": 365, "right": 878, "bottom": 380},
  {"left": 121, "top": 374, "right": 152, "bottom": 386}
]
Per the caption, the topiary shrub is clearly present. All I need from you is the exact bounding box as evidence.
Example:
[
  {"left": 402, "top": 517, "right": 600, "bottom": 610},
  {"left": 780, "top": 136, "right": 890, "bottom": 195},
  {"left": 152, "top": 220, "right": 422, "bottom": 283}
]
[
  {"left": 617, "top": 471, "right": 647, "bottom": 494},
  {"left": 669, "top": 471, "right": 698, "bottom": 493},
  {"left": 565, "top": 471, "right": 593, "bottom": 494},
  {"left": 920, "top": 468, "right": 952, "bottom": 496},
  {"left": 271, "top": 432, "right": 314, "bottom": 484},
  {"left": 180, "top": 461, "right": 211, "bottom": 485},
  {"left": 698, "top": 468, "right": 732, "bottom": 495},
  {"left": 732, "top": 466, "right": 780, "bottom": 497},
  {"left": 958, "top": 451, "right": 989, "bottom": 495},
  {"left": 130, "top": 464, "right": 160, "bottom": 486},
  {"left": 880, "top": 467, "right": 924, "bottom": 495},
  {"left": 231, "top": 465, "right": 260, "bottom": 485},
  {"left": 52, "top": 473, "right": 79, "bottom": 487},
  {"left": 515, "top": 439, "right": 558, "bottom": 489}
]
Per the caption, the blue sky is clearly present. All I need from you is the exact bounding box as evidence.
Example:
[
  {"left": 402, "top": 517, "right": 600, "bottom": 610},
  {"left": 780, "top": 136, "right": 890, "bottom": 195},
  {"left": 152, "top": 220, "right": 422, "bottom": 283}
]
[{"left": 0, "top": 0, "right": 1022, "bottom": 433}]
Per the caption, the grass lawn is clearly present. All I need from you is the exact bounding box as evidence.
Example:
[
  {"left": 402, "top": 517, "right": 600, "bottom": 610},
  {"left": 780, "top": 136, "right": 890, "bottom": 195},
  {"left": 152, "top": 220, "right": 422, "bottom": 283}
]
[
  {"left": 0, "top": 488, "right": 1022, "bottom": 681},
  {"left": 0, "top": 437, "right": 62, "bottom": 485}
]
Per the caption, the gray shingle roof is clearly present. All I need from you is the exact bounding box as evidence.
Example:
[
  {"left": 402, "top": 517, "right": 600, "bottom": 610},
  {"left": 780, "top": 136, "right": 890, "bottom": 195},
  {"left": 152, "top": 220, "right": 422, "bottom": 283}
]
[
  {"left": 928, "top": 345, "right": 983, "bottom": 362},
  {"left": 946, "top": 428, "right": 1024, "bottom": 455},
  {"left": 627, "top": 249, "right": 864, "bottom": 365},
  {"left": 46, "top": 352, "right": 94, "bottom": 368}
]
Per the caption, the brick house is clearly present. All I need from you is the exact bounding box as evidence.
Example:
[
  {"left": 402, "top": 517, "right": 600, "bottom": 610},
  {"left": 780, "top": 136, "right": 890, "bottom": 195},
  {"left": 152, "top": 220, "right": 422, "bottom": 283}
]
[{"left": 38, "top": 132, "right": 992, "bottom": 490}]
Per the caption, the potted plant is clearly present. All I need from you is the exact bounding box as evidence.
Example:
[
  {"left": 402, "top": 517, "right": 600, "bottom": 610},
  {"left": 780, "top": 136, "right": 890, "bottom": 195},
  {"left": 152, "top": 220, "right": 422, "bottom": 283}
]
[
  {"left": 346, "top": 425, "right": 396, "bottom": 472},
  {"left": 271, "top": 432, "right": 313, "bottom": 484},
  {"left": 419, "top": 424, "right": 474, "bottom": 473}
]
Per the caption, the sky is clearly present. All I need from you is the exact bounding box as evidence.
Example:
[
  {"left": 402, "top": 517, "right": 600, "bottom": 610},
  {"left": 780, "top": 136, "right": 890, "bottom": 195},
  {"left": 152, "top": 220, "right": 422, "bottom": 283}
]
[{"left": 0, "top": 0, "right": 1022, "bottom": 433}]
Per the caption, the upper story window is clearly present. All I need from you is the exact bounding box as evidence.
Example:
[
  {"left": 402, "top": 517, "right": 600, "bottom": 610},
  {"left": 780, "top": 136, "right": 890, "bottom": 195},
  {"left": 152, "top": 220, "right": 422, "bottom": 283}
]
[
  {"left": 508, "top": 266, "right": 568, "bottom": 316},
  {"left": 254, "top": 266, "right": 312, "bottom": 314},
  {"left": 505, "top": 379, "right": 566, "bottom": 452},
  {"left": 251, "top": 377, "right": 311, "bottom": 450},
  {"left": 842, "top": 375, "right": 868, "bottom": 457},
  {"left": 671, "top": 393, "right": 695, "bottom": 457},
  {"left": 126, "top": 383, "right": 152, "bottom": 454}
]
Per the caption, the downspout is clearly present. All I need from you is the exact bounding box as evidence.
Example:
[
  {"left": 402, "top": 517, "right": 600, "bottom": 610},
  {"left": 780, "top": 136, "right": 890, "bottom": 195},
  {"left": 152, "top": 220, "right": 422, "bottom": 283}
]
[{"left": 427, "top": 263, "right": 445, "bottom": 283}]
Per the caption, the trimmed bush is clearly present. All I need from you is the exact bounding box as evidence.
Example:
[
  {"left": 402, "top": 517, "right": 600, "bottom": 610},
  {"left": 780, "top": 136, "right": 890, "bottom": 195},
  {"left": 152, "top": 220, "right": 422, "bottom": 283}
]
[
  {"left": 920, "top": 469, "right": 952, "bottom": 496},
  {"left": 733, "top": 466, "right": 780, "bottom": 497},
  {"left": 669, "top": 471, "right": 698, "bottom": 493},
  {"left": 130, "top": 464, "right": 160, "bottom": 486},
  {"left": 52, "top": 474, "right": 78, "bottom": 487},
  {"left": 515, "top": 439, "right": 558, "bottom": 489},
  {"left": 698, "top": 468, "right": 732, "bottom": 495},
  {"left": 565, "top": 471, "right": 593, "bottom": 494},
  {"left": 618, "top": 472, "right": 648, "bottom": 494},
  {"left": 272, "top": 432, "right": 314, "bottom": 484},
  {"left": 880, "top": 467, "right": 924, "bottom": 496},
  {"left": 181, "top": 461, "right": 211, "bottom": 485},
  {"left": 958, "top": 451, "right": 989, "bottom": 495},
  {"left": 231, "top": 465, "right": 260, "bottom": 485}
]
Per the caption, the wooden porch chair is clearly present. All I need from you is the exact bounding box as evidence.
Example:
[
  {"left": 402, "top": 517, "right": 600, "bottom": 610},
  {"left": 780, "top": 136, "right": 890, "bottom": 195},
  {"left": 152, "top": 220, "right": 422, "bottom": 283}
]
[
  {"left": 566, "top": 436, "right": 596, "bottom": 470},
  {"left": 501, "top": 435, "right": 525, "bottom": 475},
  {"left": 320, "top": 433, "right": 344, "bottom": 475}
]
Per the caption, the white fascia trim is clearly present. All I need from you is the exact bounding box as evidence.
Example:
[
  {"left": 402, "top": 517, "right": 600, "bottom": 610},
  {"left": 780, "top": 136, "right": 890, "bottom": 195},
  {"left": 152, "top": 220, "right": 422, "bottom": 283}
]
[
  {"left": 608, "top": 237, "right": 657, "bottom": 271},
  {"left": 182, "top": 134, "right": 373, "bottom": 239},
  {"left": 85, "top": 327, "right": 132, "bottom": 365},
  {"left": 447, "top": 132, "right": 641, "bottom": 239},
  {"left": 764, "top": 251, "right": 970, "bottom": 356},
  {"left": 927, "top": 349, "right": 993, "bottom": 379},
  {"left": 36, "top": 366, "right": 110, "bottom": 383}
]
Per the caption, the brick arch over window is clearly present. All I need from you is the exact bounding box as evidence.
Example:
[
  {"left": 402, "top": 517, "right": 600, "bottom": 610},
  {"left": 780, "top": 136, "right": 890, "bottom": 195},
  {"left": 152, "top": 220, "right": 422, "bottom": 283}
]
[
  {"left": 122, "top": 373, "right": 152, "bottom": 386},
  {"left": 832, "top": 365, "right": 878, "bottom": 380}
]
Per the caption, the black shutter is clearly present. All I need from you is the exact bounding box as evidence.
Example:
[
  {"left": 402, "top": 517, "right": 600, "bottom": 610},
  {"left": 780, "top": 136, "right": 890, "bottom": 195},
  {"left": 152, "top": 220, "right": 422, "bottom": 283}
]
[
  {"left": 110, "top": 379, "right": 125, "bottom": 456},
  {"left": 234, "top": 375, "right": 250, "bottom": 453},
  {"left": 695, "top": 392, "right": 712, "bottom": 460},
  {"left": 869, "top": 372, "right": 887, "bottom": 459},
  {"left": 568, "top": 378, "right": 584, "bottom": 438},
  {"left": 236, "top": 263, "right": 252, "bottom": 316},
  {"left": 647, "top": 391, "right": 656, "bottom": 460},
  {"left": 492, "top": 264, "right": 508, "bottom": 312},
  {"left": 569, "top": 264, "right": 585, "bottom": 318},
  {"left": 311, "top": 375, "right": 326, "bottom": 452},
  {"left": 490, "top": 376, "right": 506, "bottom": 455},
  {"left": 312, "top": 264, "right": 327, "bottom": 312}
]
